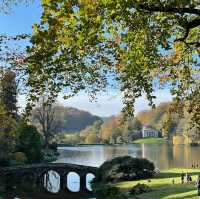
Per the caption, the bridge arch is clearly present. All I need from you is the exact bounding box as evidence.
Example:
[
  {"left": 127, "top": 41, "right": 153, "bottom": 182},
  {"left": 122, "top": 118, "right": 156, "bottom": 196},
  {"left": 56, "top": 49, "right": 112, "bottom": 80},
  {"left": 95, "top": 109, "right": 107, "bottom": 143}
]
[
  {"left": 44, "top": 170, "right": 61, "bottom": 193},
  {"left": 67, "top": 171, "right": 81, "bottom": 192},
  {"left": 86, "top": 173, "right": 96, "bottom": 191}
]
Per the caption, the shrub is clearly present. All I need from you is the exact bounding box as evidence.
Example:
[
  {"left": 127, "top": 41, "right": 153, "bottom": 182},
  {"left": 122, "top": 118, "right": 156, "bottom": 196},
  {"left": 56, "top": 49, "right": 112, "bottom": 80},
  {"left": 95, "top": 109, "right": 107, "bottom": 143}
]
[
  {"left": 49, "top": 142, "right": 57, "bottom": 151},
  {"left": 42, "top": 149, "right": 58, "bottom": 163},
  {"left": 13, "top": 152, "right": 27, "bottom": 162},
  {"left": 17, "top": 123, "right": 43, "bottom": 163},
  {"left": 97, "top": 156, "right": 155, "bottom": 183},
  {"left": 0, "top": 158, "right": 9, "bottom": 167},
  {"left": 11, "top": 152, "right": 27, "bottom": 165},
  {"left": 93, "top": 184, "right": 127, "bottom": 199},
  {"left": 129, "top": 183, "right": 152, "bottom": 195}
]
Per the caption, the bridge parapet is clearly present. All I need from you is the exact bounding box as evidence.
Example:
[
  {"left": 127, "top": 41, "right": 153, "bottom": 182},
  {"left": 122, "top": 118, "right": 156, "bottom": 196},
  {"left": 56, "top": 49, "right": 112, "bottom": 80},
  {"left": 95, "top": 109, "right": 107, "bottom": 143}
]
[{"left": 0, "top": 163, "right": 98, "bottom": 196}]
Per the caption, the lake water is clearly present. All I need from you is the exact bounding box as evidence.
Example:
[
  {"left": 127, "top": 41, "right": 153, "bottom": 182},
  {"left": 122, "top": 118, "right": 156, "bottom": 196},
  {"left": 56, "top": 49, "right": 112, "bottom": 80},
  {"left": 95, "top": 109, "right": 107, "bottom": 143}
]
[{"left": 56, "top": 143, "right": 200, "bottom": 169}]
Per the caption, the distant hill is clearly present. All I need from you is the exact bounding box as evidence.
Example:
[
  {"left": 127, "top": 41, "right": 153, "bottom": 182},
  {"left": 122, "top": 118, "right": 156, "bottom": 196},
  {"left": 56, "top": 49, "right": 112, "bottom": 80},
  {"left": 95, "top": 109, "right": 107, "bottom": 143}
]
[
  {"left": 31, "top": 106, "right": 102, "bottom": 133},
  {"left": 60, "top": 107, "right": 102, "bottom": 132}
]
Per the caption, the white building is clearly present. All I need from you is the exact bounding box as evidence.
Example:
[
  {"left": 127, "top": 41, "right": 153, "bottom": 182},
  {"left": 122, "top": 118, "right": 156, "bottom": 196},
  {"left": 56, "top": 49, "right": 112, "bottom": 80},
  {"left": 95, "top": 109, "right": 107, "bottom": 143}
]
[{"left": 142, "top": 125, "right": 159, "bottom": 138}]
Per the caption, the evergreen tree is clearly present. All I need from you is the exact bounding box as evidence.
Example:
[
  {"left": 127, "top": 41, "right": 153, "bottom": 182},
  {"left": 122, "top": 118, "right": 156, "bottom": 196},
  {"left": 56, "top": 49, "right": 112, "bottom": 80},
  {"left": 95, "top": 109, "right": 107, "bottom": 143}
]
[{"left": 0, "top": 70, "right": 17, "bottom": 118}]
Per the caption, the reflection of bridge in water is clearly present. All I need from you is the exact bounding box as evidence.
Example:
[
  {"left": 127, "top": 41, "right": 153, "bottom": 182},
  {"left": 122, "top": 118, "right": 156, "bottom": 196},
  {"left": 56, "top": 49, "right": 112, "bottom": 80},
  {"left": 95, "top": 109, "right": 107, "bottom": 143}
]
[{"left": 0, "top": 163, "right": 98, "bottom": 198}]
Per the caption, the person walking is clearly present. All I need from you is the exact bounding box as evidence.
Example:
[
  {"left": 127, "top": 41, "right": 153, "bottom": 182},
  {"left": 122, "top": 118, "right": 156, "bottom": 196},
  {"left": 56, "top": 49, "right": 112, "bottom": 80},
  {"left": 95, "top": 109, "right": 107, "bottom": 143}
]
[
  {"left": 186, "top": 173, "right": 191, "bottom": 182},
  {"left": 196, "top": 175, "right": 200, "bottom": 196},
  {"left": 181, "top": 172, "right": 185, "bottom": 184}
]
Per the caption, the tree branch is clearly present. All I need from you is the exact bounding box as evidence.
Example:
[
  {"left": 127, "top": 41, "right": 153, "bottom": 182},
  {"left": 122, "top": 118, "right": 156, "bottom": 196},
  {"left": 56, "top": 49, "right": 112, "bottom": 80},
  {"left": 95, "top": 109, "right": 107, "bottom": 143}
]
[
  {"left": 138, "top": 4, "right": 200, "bottom": 15},
  {"left": 175, "top": 18, "right": 200, "bottom": 42}
]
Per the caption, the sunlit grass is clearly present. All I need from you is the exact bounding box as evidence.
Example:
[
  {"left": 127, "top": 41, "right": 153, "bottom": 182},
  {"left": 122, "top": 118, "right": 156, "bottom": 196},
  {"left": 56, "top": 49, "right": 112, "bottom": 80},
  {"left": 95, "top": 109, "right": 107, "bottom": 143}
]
[
  {"left": 133, "top": 138, "right": 167, "bottom": 144},
  {"left": 115, "top": 168, "right": 200, "bottom": 199}
]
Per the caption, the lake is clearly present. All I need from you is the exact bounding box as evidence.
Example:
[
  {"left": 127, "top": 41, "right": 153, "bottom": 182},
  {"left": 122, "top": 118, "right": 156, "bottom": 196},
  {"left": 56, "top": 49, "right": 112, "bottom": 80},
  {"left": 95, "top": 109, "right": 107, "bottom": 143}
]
[{"left": 56, "top": 143, "right": 200, "bottom": 169}]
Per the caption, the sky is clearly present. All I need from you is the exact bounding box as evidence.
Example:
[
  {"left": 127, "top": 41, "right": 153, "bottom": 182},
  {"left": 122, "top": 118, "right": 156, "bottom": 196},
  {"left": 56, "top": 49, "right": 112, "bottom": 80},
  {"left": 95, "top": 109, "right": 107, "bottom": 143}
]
[{"left": 1, "top": 1, "right": 172, "bottom": 117}]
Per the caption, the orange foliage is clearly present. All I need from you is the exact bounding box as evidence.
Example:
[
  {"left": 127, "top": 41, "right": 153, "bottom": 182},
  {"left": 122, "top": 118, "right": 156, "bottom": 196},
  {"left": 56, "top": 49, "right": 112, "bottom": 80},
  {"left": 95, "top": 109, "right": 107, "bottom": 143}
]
[{"left": 100, "top": 115, "right": 123, "bottom": 140}]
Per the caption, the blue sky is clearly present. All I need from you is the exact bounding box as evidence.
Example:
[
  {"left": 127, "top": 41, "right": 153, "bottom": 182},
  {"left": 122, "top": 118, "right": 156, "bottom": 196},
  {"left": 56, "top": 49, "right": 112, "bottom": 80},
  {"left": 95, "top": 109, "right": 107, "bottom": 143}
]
[
  {"left": 0, "top": 1, "right": 41, "bottom": 35},
  {"left": 2, "top": 1, "right": 172, "bottom": 117}
]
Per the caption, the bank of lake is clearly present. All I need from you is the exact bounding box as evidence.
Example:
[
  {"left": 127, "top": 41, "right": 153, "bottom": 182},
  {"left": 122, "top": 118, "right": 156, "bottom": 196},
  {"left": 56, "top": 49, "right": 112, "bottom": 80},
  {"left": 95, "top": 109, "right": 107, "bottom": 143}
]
[{"left": 133, "top": 137, "right": 168, "bottom": 144}]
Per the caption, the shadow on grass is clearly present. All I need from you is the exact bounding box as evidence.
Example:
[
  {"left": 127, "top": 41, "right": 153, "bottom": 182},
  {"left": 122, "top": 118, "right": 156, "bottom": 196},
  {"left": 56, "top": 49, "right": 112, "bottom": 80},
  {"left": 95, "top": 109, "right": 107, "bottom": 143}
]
[
  {"left": 176, "top": 194, "right": 197, "bottom": 199},
  {"left": 156, "top": 172, "right": 200, "bottom": 179},
  {"left": 135, "top": 184, "right": 197, "bottom": 199}
]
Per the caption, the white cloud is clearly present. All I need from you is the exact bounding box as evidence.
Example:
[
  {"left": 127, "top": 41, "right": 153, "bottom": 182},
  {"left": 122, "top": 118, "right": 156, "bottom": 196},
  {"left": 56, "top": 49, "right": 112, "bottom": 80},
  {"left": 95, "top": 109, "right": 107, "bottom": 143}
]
[
  {"left": 57, "top": 91, "right": 123, "bottom": 117},
  {"left": 58, "top": 89, "right": 172, "bottom": 117},
  {"left": 17, "top": 89, "right": 172, "bottom": 117},
  {"left": 135, "top": 89, "right": 172, "bottom": 114}
]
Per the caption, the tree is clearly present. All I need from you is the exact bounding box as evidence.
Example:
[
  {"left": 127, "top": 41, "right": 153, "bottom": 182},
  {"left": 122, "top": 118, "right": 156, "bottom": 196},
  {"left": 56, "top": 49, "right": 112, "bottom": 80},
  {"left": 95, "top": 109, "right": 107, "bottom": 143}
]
[
  {"left": 123, "top": 118, "right": 142, "bottom": 141},
  {"left": 80, "top": 119, "right": 103, "bottom": 137},
  {"left": 91, "top": 120, "right": 103, "bottom": 134},
  {"left": 27, "top": 1, "right": 200, "bottom": 124},
  {"left": 100, "top": 116, "right": 122, "bottom": 142},
  {"left": 0, "top": 70, "right": 17, "bottom": 118},
  {"left": 85, "top": 133, "right": 100, "bottom": 144},
  {"left": 161, "top": 113, "right": 173, "bottom": 139},
  {"left": 31, "top": 98, "right": 60, "bottom": 149},
  {"left": 17, "top": 123, "right": 43, "bottom": 163},
  {"left": 0, "top": 104, "right": 17, "bottom": 166}
]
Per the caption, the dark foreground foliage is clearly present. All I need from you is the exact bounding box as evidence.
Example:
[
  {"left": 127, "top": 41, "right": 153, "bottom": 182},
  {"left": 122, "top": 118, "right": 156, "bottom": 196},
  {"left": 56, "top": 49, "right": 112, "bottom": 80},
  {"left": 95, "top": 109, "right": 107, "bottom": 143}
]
[
  {"left": 129, "top": 183, "right": 152, "bottom": 195},
  {"left": 93, "top": 184, "right": 128, "bottom": 199},
  {"left": 96, "top": 156, "right": 155, "bottom": 183},
  {"left": 17, "top": 124, "right": 43, "bottom": 163}
]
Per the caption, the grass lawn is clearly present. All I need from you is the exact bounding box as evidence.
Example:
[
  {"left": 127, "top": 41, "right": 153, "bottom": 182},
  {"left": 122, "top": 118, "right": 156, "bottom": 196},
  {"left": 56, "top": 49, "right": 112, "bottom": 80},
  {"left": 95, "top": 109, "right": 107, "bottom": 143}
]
[
  {"left": 115, "top": 169, "right": 200, "bottom": 199},
  {"left": 133, "top": 138, "right": 168, "bottom": 144}
]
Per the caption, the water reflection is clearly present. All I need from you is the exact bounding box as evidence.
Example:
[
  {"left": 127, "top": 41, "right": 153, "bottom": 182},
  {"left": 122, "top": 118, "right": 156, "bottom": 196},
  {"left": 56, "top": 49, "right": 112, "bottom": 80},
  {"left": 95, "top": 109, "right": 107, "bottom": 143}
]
[{"left": 57, "top": 143, "right": 200, "bottom": 169}]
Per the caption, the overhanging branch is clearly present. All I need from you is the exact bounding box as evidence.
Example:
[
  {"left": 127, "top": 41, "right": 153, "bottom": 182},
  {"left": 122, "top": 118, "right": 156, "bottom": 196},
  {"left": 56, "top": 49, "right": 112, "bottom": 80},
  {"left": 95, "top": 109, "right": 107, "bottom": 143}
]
[
  {"left": 175, "top": 18, "right": 200, "bottom": 42},
  {"left": 138, "top": 4, "right": 200, "bottom": 15}
]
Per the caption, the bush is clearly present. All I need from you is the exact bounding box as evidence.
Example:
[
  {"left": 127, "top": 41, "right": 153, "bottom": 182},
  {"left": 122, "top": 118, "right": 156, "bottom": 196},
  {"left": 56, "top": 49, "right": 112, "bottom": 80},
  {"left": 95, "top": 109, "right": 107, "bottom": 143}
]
[
  {"left": 49, "top": 142, "right": 58, "bottom": 151},
  {"left": 129, "top": 183, "right": 152, "bottom": 195},
  {"left": 17, "top": 123, "right": 43, "bottom": 163},
  {"left": 42, "top": 149, "right": 58, "bottom": 163},
  {"left": 10, "top": 152, "right": 27, "bottom": 165},
  {"left": 0, "top": 158, "right": 9, "bottom": 167},
  {"left": 97, "top": 156, "right": 155, "bottom": 183},
  {"left": 13, "top": 152, "right": 27, "bottom": 162},
  {"left": 93, "top": 184, "right": 127, "bottom": 199}
]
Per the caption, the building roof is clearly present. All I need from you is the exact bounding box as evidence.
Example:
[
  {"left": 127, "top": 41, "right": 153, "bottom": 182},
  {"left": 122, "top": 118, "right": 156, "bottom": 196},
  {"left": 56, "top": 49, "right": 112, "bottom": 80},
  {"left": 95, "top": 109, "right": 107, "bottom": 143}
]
[{"left": 143, "top": 125, "right": 157, "bottom": 131}]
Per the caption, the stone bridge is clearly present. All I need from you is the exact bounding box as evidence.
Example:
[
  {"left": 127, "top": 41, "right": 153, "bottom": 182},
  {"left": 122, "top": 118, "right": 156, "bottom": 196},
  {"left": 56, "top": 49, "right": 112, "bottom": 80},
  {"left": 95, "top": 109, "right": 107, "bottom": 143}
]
[{"left": 0, "top": 163, "right": 98, "bottom": 198}]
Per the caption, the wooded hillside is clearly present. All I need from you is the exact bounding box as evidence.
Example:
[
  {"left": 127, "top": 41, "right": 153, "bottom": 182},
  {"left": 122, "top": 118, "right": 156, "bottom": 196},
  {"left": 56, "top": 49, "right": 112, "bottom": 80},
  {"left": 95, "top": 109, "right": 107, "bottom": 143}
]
[
  {"left": 30, "top": 106, "right": 102, "bottom": 133},
  {"left": 136, "top": 102, "right": 188, "bottom": 137}
]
